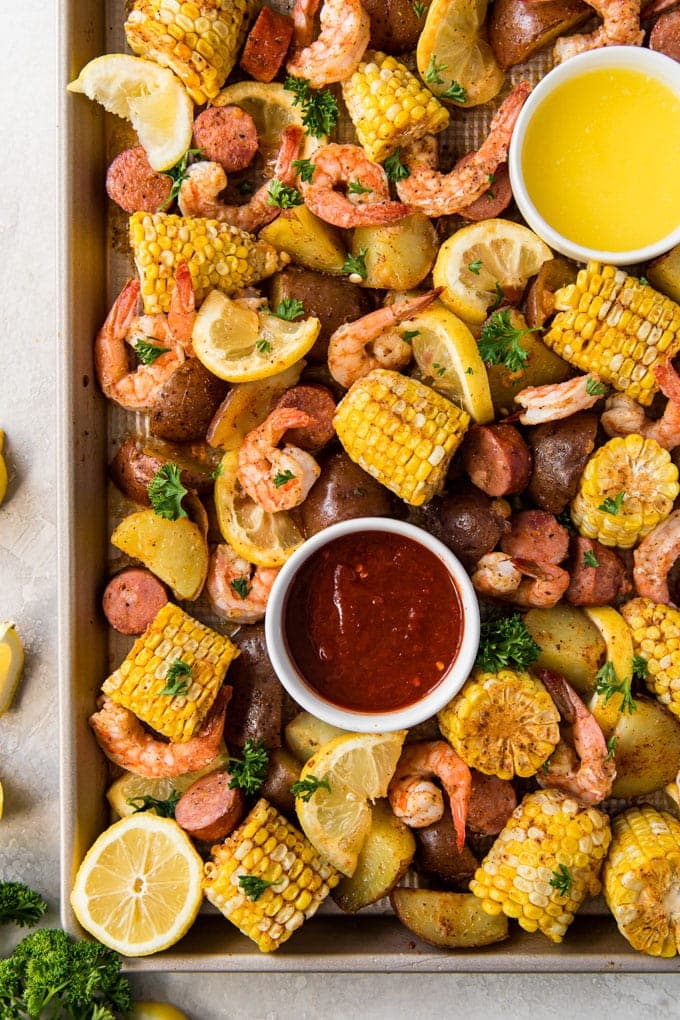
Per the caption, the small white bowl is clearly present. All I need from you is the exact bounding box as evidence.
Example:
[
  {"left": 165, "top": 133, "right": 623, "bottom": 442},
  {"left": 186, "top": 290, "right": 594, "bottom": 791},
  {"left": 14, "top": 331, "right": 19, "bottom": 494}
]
[
  {"left": 264, "top": 518, "right": 480, "bottom": 734},
  {"left": 509, "top": 47, "right": 680, "bottom": 265}
]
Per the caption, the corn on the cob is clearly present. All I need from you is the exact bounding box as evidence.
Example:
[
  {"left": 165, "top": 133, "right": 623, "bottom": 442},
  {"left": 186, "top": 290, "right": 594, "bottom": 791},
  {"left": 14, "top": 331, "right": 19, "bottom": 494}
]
[
  {"left": 102, "top": 602, "right": 238, "bottom": 743},
  {"left": 333, "top": 368, "right": 469, "bottom": 506},
  {"left": 571, "top": 435, "right": 678, "bottom": 548},
  {"left": 203, "top": 798, "right": 340, "bottom": 952},
  {"left": 470, "top": 789, "right": 611, "bottom": 942},
  {"left": 603, "top": 805, "right": 680, "bottom": 957},
  {"left": 125, "top": 0, "right": 251, "bottom": 105},
  {"left": 341, "top": 51, "right": 449, "bottom": 164},
  {"left": 438, "top": 670, "right": 560, "bottom": 780},
  {"left": 543, "top": 262, "right": 680, "bottom": 406},
  {"left": 621, "top": 597, "right": 680, "bottom": 719},
  {"left": 130, "top": 211, "right": 287, "bottom": 314}
]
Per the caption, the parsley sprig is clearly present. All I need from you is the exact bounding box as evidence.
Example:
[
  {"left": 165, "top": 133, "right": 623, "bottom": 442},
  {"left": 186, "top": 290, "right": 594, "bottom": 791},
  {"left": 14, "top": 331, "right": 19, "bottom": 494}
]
[
  {"left": 239, "top": 875, "right": 278, "bottom": 901},
  {"left": 127, "top": 790, "right": 181, "bottom": 818},
  {"left": 583, "top": 550, "right": 599, "bottom": 568},
  {"left": 271, "top": 297, "right": 304, "bottom": 320},
  {"left": 159, "top": 148, "right": 202, "bottom": 210},
  {"left": 274, "top": 469, "right": 296, "bottom": 487},
  {"left": 594, "top": 661, "right": 637, "bottom": 714},
  {"left": 441, "top": 79, "right": 467, "bottom": 103},
  {"left": 585, "top": 376, "right": 607, "bottom": 397},
  {"left": 342, "top": 248, "right": 368, "bottom": 280},
  {"left": 549, "top": 864, "right": 572, "bottom": 897},
  {"left": 383, "top": 149, "right": 410, "bottom": 182},
  {"left": 348, "top": 179, "right": 372, "bottom": 195},
  {"left": 228, "top": 740, "right": 269, "bottom": 794},
  {"left": 133, "top": 337, "right": 171, "bottom": 365},
  {"left": 284, "top": 76, "right": 339, "bottom": 137},
  {"left": 475, "top": 613, "right": 540, "bottom": 673},
  {"left": 147, "top": 463, "right": 188, "bottom": 521},
  {"left": 160, "top": 659, "right": 192, "bottom": 696},
  {"left": 290, "top": 775, "right": 331, "bottom": 802},
  {"left": 292, "top": 157, "right": 316, "bottom": 183},
  {"left": 478, "top": 309, "right": 536, "bottom": 373},
  {"left": 598, "top": 492, "right": 625, "bottom": 515},
  {"left": 230, "top": 576, "right": 252, "bottom": 600},
  {"left": 267, "top": 179, "right": 303, "bottom": 209},
  {"left": 0, "top": 882, "right": 48, "bottom": 927}
]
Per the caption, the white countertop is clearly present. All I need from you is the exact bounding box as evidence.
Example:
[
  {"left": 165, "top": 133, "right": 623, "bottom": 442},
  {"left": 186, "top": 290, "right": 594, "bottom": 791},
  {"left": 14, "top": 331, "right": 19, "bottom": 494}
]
[{"left": 1, "top": 2, "right": 678, "bottom": 1015}]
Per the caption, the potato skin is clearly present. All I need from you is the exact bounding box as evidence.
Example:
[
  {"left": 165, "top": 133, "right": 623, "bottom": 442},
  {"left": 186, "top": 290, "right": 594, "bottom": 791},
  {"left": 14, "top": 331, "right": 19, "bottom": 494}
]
[
  {"left": 301, "top": 450, "right": 397, "bottom": 536},
  {"left": 390, "top": 889, "right": 509, "bottom": 948},
  {"left": 526, "top": 412, "right": 598, "bottom": 514},
  {"left": 489, "top": 0, "right": 590, "bottom": 69},
  {"left": 416, "top": 807, "right": 479, "bottom": 887},
  {"left": 110, "top": 438, "right": 215, "bottom": 504},
  {"left": 364, "top": 0, "right": 432, "bottom": 52},
  {"left": 260, "top": 747, "right": 301, "bottom": 821},
  {"left": 150, "top": 359, "right": 228, "bottom": 442},
  {"left": 110, "top": 509, "right": 209, "bottom": 601},
  {"left": 610, "top": 698, "right": 680, "bottom": 798}
]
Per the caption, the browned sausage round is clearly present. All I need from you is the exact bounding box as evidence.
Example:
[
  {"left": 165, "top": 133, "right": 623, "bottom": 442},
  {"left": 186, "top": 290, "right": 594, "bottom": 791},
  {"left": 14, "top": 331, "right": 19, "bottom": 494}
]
[
  {"left": 174, "top": 771, "right": 246, "bottom": 843},
  {"left": 566, "top": 537, "right": 630, "bottom": 606},
  {"left": 421, "top": 485, "right": 510, "bottom": 570},
  {"left": 240, "top": 6, "right": 295, "bottom": 82},
  {"left": 102, "top": 568, "right": 168, "bottom": 634},
  {"left": 467, "top": 771, "right": 517, "bottom": 835},
  {"left": 459, "top": 160, "right": 513, "bottom": 222},
  {"left": 274, "top": 385, "right": 337, "bottom": 452},
  {"left": 526, "top": 412, "right": 598, "bottom": 514},
  {"left": 461, "top": 423, "right": 532, "bottom": 496},
  {"left": 192, "top": 107, "right": 259, "bottom": 174},
  {"left": 106, "top": 146, "right": 172, "bottom": 214},
  {"left": 650, "top": 10, "right": 680, "bottom": 58},
  {"left": 500, "top": 509, "right": 570, "bottom": 564}
]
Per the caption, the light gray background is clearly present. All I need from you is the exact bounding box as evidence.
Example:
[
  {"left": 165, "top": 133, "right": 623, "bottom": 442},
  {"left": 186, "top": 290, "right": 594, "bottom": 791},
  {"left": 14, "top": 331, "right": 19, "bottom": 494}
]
[{"left": 1, "top": 1, "right": 678, "bottom": 1016}]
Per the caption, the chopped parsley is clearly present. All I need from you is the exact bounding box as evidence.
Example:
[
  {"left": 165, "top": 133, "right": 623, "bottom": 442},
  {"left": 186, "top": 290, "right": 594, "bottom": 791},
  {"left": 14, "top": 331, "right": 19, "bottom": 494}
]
[
  {"left": 256, "top": 337, "right": 272, "bottom": 354},
  {"left": 478, "top": 309, "right": 535, "bottom": 373},
  {"left": 228, "top": 740, "right": 269, "bottom": 794},
  {"left": 583, "top": 550, "right": 599, "bottom": 568},
  {"left": 465, "top": 367, "right": 474, "bottom": 374},
  {"left": 442, "top": 79, "right": 467, "bottom": 103},
  {"left": 284, "top": 76, "right": 339, "bottom": 137},
  {"left": 127, "top": 790, "right": 181, "bottom": 818},
  {"left": 585, "top": 376, "right": 607, "bottom": 396},
  {"left": 383, "top": 149, "right": 410, "bottom": 182},
  {"left": 413, "top": 0, "right": 427, "bottom": 15},
  {"left": 239, "top": 875, "right": 278, "bottom": 901},
  {"left": 342, "top": 248, "right": 368, "bottom": 280},
  {"left": 424, "top": 54, "right": 447, "bottom": 86},
  {"left": 633, "top": 655, "right": 648, "bottom": 681},
  {"left": 549, "top": 864, "right": 572, "bottom": 897},
  {"left": 160, "top": 659, "right": 192, "bottom": 697},
  {"left": 267, "top": 179, "right": 303, "bottom": 209},
  {"left": 272, "top": 297, "right": 305, "bottom": 320},
  {"left": 290, "top": 775, "right": 332, "bottom": 802},
  {"left": 433, "top": 362, "right": 446, "bottom": 377},
  {"left": 490, "top": 281, "right": 505, "bottom": 312},
  {"left": 348, "top": 179, "right": 372, "bottom": 195},
  {"left": 210, "top": 462, "right": 223, "bottom": 480},
  {"left": 639, "top": 276, "right": 649, "bottom": 286},
  {"left": 238, "top": 179, "right": 254, "bottom": 195},
  {"left": 605, "top": 735, "right": 617, "bottom": 762},
  {"left": 468, "top": 259, "right": 482, "bottom": 275},
  {"left": 230, "top": 576, "right": 252, "bottom": 600},
  {"left": 147, "top": 463, "right": 188, "bottom": 521},
  {"left": 594, "top": 661, "right": 637, "bottom": 714},
  {"left": 475, "top": 613, "right": 540, "bottom": 673},
  {"left": 598, "top": 492, "right": 625, "bottom": 515},
  {"left": 159, "top": 147, "right": 202, "bottom": 210},
  {"left": 292, "top": 157, "right": 316, "bottom": 183},
  {"left": 274, "top": 469, "right": 296, "bottom": 487},
  {"left": 133, "top": 338, "right": 171, "bottom": 365},
  {"left": 402, "top": 329, "right": 420, "bottom": 343}
]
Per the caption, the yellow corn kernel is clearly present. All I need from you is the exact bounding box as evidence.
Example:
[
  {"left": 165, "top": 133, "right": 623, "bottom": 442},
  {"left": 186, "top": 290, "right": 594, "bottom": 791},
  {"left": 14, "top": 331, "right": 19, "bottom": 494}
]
[{"left": 621, "top": 598, "right": 680, "bottom": 719}]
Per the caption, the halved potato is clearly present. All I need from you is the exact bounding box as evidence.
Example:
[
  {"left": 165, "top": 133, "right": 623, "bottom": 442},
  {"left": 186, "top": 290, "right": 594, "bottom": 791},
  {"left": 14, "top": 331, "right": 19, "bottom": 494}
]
[
  {"left": 611, "top": 697, "right": 680, "bottom": 798},
  {"left": 523, "top": 605, "right": 605, "bottom": 699},
  {"left": 259, "top": 206, "right": 347, "bottom": 274},
  {"left": 333, "top": 800, "right": 415, "bottom": 913},
  {"left": 111, "top": 509, "right": 209, "bottom": 601},
  {"left": 352, "top": 213, "right": 439, "bottom": 290},
  {"left": 390, "top": 889, "right": 508, "bottom": 948},
  {"left": 284, "top": 711, "right": 345, "bottom": 763}
]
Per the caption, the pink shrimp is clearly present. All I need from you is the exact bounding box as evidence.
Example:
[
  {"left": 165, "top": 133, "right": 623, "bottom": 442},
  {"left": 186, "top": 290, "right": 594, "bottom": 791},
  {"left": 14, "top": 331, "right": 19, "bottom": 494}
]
[
  {"left": 286, "top": 0, "right": 370, "bottom": 88},
  {"left": 206, "top": 543, "right": 280, "bottom": 624},
  {"left": 514, "top": 375, "right": 603, "bottom": 425},
  {"left": 303, "top": 144, "right": 410, "bottom": 228},
  {"left": 472, "top": 552, "right": 569, "bottom": 608},
  {"left": 601, "top": 359, "right": 680, "bottom": 451},
  {"left": 633, "top": 509, "right": 680, "bottom": 605},
  {"left": 238, "top": 407, "right": 321, "bottom": 512},
  {"left": 388, "top": 740, "right": 471, "bottom": 850}
]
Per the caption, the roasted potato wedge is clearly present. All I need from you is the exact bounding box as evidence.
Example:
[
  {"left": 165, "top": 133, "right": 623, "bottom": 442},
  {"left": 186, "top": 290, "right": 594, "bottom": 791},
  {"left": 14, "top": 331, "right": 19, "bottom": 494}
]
[
  {"left": 284, "top": 711, "right": 345, "bottom": 763},
  {"left": 111, "top": 509, "right": 209, "bottom": 601},
  {"left": 390, "top": 889, "right": 509, "bottom": 948},
  {"left": 489, "top": 0, "right": 590, "bottom": 69},
  {"left": 352, "top": 214, "right": 439, "bottom": 290},
  {"left": 259, "top": 206, "right": 347, "bottom": 274},
  {"left": 333, "top": 800, "right": 415, "bottom": 913},
  {"left": 647, "top": 243, "right": 680, "bottom": 303},
  {"left": 486, "top": 320, "right": 571, "bottom": 416},
  {"left": 610, "top": 697, "right": 680, "bottom": 798},
  {"left": 523, "top": 605, "right": 605, "bottom": 698},
  {"left": 525, "top": 257, "right": 578, "bottom": 329}
]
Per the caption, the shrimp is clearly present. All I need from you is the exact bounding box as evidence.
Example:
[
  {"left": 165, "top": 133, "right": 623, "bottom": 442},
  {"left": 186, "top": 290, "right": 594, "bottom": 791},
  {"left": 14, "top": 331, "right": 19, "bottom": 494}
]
[
  {"left": 530, "top": 0, "right": 643, "bottom": 61},
  {"left": 238, "top": 407, "right": 321, "bottom": 512},
  {"left": 302, "top": 144, "right": 410, "bottom": 229},
  {"left": 514, "top": 375, "right": 603, "bottom": 425},
  {"left": 633, "top": 509, "right": 680, "bottom": 605},
  {"left": 472, "top": 552, "right": 522, "bottom": 596},
  {"left": 89, "top": 686, "right": 232, "bottom": 779},
  {"left": 286, "top": 0, "right": 370, "bottom": 88},
  {"left": 388, "top": 740, "right": 471, "bottom": 850},
  {"left": 536, "top": 669, "right": 615, "bottom": 805},
  {"left": 178, "top": 125, "right": 303, "bottom": 232},
  {"left": 472, "top": 552, "right": 569, "bottom": 608},
  {"left": 206, "top": 543, "right": 280, "bottom": 624},
  {"left": 327, "top": 290, "right": 440, "bottom": 388},
  {"left": 396, "top": 82, "right": 531, "bottom": 217},
  {"left": 601, "top": 359, "right": 680, "bottom": 450}
]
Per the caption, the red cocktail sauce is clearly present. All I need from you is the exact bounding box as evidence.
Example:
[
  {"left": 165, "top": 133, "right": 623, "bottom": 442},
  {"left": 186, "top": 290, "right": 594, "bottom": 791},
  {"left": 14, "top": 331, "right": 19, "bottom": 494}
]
[{"left": 284, "top": 531, "right": 463, "bottom": 713}]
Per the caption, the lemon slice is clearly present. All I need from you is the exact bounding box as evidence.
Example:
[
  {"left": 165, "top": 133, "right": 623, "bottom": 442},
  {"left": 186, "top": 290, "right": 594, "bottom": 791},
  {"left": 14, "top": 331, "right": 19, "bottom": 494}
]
[
  {"left": 192, "top": 290, "right": 320, "bottom": 383},
  {"left": 0, "top": 622, "right": 24, "bottom": 716},
  {"left": 107, "top": 749, "right": 228, "bottom": 818},
  {"left": 213, "top": 81, "right": 322, "bottom": 161},
  {"left": 584, "top": 606, "right": 635, "bottom": 738},
  {"left": 129, "top": 1005, "right": 190, "bottom": 1020},
  {"left": 214, "top": 449, "right": 303, "bottom": 567},
  {"left": 70, "top": 813, "right": 203, "bottom": 956},
  {"left": 417, "top": 0, "right": 504, "bottom": 108},
  {"left": 0, "top": 429, "right": 7, "bottom": 505},
  {"left": 295, "top": 731, "right": 406, "bottom": 876},
  {"left": 433, "top": 219, "right": 552, "bottom": 325},
  {"left": 67, "top": 54, "right": 193, "bottom": 171},
  {"left": 0, "top": 779, "right": 4, "bottom": 820},
  {"left": 409, "top": 301, "right": 494, "bottom": 422}
]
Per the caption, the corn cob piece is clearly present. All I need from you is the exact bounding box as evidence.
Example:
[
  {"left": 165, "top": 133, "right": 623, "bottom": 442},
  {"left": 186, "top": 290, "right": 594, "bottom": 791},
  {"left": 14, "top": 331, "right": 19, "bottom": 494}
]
[
  {"left": 470, "top": 789, "right": 611, "bottom": 942},
  {"left": 333, "top": 368, "right": 469, "bottom": 506},
  {"left": 130, "top": 211, "right": 287, "bottom": 314},
  {"left": 571, "top": 435, "right": 678, "bottom": 548},
  {"left": 543, "top": 262, "right": 680, "bottom": 406},
  {"left": 204, "top": 798, "right": 340, "bottom": 952},
  {"left": 603, "top": 805, "right": 680, "bottom": 956},
  {"left": 621, "top": 597, "right": 680, "bottom": 719},
  {"left": 125, "top": 0, "right": 251, "bottom": 105},
  {"left": 438, "top": 670, "right": 560, "bottom": 780},
  {"left": 102, "top": 602, "right": 238, "bottom": 743},
  {"left": 341, "top": 50, "right": 449, "bottom": 164}
]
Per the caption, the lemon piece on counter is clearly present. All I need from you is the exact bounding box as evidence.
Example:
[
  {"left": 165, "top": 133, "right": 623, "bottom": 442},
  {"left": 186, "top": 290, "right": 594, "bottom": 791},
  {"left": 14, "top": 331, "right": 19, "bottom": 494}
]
[
  {"left": 70, "top": 813, "right": 203, "bottom": 956},
  {"left": 433, "top": 219, "right": 552, "bottom": 325},
  {"left": 214, "top": 80, "right": 323, "bottom": 161},
  {"left": 584, "top": 606, "right": 635, "bottom": 737},
  {"left": 0, "top": 429, "right": 7, "bottom": 505},
  {"left": 67, "top": 53, "right": 193, "bottom": 171},
  {"left": 129, "top": 1004, "right": 190, "bottom": 1020},
  {"left": 295, "top": 731, "right": 406, "bottom": 876},
  {"left": 106, "top": 748, "right": 228, "bottom": 818},
  {"left": 417, "top": 0, "right": 504, "bottom": 108},
  {"left": 0, "top": 622, "right": 24, "bottom": 716},
  {"left": 0, "top": 779, "right": 4, "bottom": 820}
]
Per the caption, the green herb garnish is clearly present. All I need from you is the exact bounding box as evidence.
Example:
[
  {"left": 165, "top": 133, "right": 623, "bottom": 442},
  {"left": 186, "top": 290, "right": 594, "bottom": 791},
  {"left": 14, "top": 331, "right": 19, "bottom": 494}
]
[
  {"left": 348, "top": 179, "right": 372, "bottom": 195},
  {"left": 633, "top": 655, "right": 648, "bottom": 681},
  {"left": 274, "top": 469, "right": 296, "bottom": 487},
  {"left": 549, "top": 864, "right": 572, "bottom": 897},
  {"left": 272, "top": 297, "right": 305, "bottom": 320},
  {"left": 424, "top": 55, "right": 447, "bottom": 86},
  {"left": 433, "top": 362, "right": 446, "bottom": 377},
  {"left": 159, "top": 147, "right": 202, "bottom": 210},
  {"left": 594, "top": 661, "right": 637, "bottom": 714},
  {"left": 490, "top": 281, "right": 505, "bottom": 312},
  {"left": 476, "top": 613, "right": 540, "bottom": 673},
  {"left": 238, "top": 179, "right": 254, "bottom": 195},
  {"left": 639, "top": 276, "right": 649, "bottom": 286},
  {"left": 0, "top": 882, "right": 48, "bottom": 928},
  {"left": 402, "top": 329, "right": 420, "bottom": 343},
  {"left": 239, "top": 875, "right": 278, "bottom": 901},
  {"left": 342, "top": 248, "right": 368, "bottom": 280},
  {"left": 133, "top": 338, "right": 171, "bottom": 365},
  {"left": 292, "top": 157, "right": 316, "bottom": 182},
  {"left": 383, "top": 149, "right": 410, "bottom": 182},
  {"left": 256, "top": 337, "right": 272, "bottom": 354},
  {"left": 127, "top": 790, "right": 181, "bottom": 818},
  {"left": 290, "top": 775, "right": 332, "bottom": 802},
  {"left": 583, "top": 550, "right": 599, "bottom": 568},
  {"left": 585, "top": 377, "right": 607, "bottom": 396},
  {"left": 228, "top": 740, "right": 269, "bottom": 794},
  {"left": 160, "top": 659, "right": 192, "bottom": 696},
  {"left": 147, "top": 463, "right": 188, "bottom": 521},
  {"left": 598, "top": 492, "right": 625, "bottom": 515},
  {"left": 413, "top": 0, "right": 426, "bottom": 15},
  {"left": 605, "top": 735, "right": 617, "bottom": 762},
  {"left": 441, "top": 79, "right": 467, "bottom": 103},
  {"left": 284, "top": 76, "right": 339, "bottom": 137},
  {"left": 230, "top": 577, "right": 252, "bottom": 600},
  {"left": 478, "top": 309, "right": 535, "bottom": 373},
  {"left": 468, "top": 259, "right": 482, "bottom": 275},
  {"left": 267, "top": 179, "right": 303, "bottom": 209}
]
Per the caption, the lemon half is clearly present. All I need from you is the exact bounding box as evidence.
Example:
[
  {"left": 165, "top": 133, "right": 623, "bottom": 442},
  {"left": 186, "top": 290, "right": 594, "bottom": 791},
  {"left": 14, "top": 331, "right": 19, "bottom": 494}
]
[
  {"left": 417, "top": 0, "right": 504, "bottom": 108},
  {"left": 213, "top": 81, "right": 323, "bottom": 161},
  {"left": 0, "top": 622, "right": 24, "bottom": 716}
]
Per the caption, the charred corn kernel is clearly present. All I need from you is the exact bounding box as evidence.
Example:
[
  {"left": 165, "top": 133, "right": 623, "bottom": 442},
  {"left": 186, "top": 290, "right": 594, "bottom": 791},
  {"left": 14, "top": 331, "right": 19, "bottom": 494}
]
[
  {"left": 341, "top": 50, "right": 449, "bottom": 163},
  {"left": 204, "top": 799, "right": 339, "bottom": 952},
  {"left": 102, "top": 602, "right": 238, "bottom": 742},
  {"left": 603, "top": 806, "right": 680, "bottom": 956},
  {"left": 571, "top": 435, "right": 678, "bottom": 548},
  {"left": 130, "top": 211, "right": 288, "bottom": 314},
  {"left": 333, "top": 368, "right": 469, "bottom": 506},
  {"left": 125, "top": 0, "right": 251, "bottom": 104},
  {"left": 543, "top": 263, "right": 680, "bottom": 406},
  {"left": 438, "top": 670, "right": 560, "bottom": 780},
  {"left": 470, "top": 789, "right": 611, "bottom": 942},
  {"left": 621, "top": 597, "right": 680, "bottom": 719}
]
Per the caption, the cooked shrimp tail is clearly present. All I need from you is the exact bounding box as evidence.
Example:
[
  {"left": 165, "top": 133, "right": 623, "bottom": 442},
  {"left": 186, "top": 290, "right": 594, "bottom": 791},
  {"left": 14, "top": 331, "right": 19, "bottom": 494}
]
[
  {"left": 538, "top": 0, "right": 644, "bottom": 61},
  {"left": 238, "top": 407, "right": 321, "bottom": 512},
  {"left": 602, "top": 359, "right": 680, "bottom": 450},
  {"left": 633, "top": 509, "right": 680, "bottom": 605},
  {"left": 206, "top": 543, "right": 280, "bottom": 624},
  {"left": 286, "top": 0, "right": 370, "bottom": 87},
  {"left": 515, "top": 375, "right": 602, "bottom": 425},
  {"left": 388, "top": 740, "right": 471, "bottom": 850},
  {"left": 303, "top": 143, "right": 410, "bottom": 229}
]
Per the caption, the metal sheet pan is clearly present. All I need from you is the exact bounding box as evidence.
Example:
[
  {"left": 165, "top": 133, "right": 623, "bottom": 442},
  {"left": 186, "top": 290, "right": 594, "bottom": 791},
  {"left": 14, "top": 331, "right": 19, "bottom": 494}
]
[{"left": 57, "top": 0, "right": 680, "bottom": 972}]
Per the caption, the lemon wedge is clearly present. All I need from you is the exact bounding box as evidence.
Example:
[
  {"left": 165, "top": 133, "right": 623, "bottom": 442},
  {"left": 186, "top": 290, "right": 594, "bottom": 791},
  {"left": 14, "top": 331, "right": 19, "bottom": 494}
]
[
  {"left": 0, "top": 779, "right": 4, "bottom": 820},
  {"left": 433, "top": 219, "right": 552, "bottom": 325},
  {"left": 129, "top": 1005, "right": 190, "bottom": 1020},
  {"left": 295, "top": 731, "right": 406, "bottom": 876},
  {"left": 70, "top": 813, "right": 203, "bottom": 956},
  {"left": 584, "top": 606, "right": 635, "bottom": 737},
  {"left": 0, "top": 429, "right": 7, "bottom": 505},
  {"left": 67, "top": 54, "right": 193, "bottom": 171},
  {"left": 213, "top": 81, "right": 323, "bottom": 160},
  {"left": 0, "top": 622, "right": 24, "bottom": 716},
  {"left": 417, "top": 0, "right": 504, "bottom": 108},
  {"left": 106, "top": 749, "right": 228, "bottom": 819}
]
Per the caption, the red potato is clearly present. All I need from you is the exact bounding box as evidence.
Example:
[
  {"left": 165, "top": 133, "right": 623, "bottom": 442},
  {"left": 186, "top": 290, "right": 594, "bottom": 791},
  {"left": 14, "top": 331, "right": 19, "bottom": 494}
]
[
  {"left": 240, "top": 6, "right": 294, "bottom": 82},
  {"left": 650, "top": 10, "right": 680, "bottom": 58},
  {"left": 175, "top": 771, "right": 246, "bottom": 842},
  {"left": 102, "top": 567, "right": 168, "bottom": 635},
  {"left": 459, "top": 161, "right": 514, "bottom": 221},
  {"left": 526, "top": 412, "right": 598, "bottom": 514},
  {"left": 192, "top": 106, "right": 259, "bottom": 173},
  {"left": 420, "top": 485, "right": 510, "bottom": 571},
  {"left": 109, "top": 438, "right": 215, "bottom": 505},
  {"left": 274, "top": 384, "right": 336, "bottom": 452},
  {"left": 461, "top": 423, "right": 532, "bottom": 496},
  {"left": 106, "top": 146, "right": 172, "bottom": 214},
  {"left": 501, "top": 509, "right": 570, "bottom": 564},
  {"left": 467, "top": 771, "right": 516, "bottom": 835}
]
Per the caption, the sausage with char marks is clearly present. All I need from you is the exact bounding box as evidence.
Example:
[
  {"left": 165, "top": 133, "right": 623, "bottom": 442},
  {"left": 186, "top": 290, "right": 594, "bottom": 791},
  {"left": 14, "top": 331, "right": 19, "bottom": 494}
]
[
  {"left": 566, "top": 537, "right": 630, "bottom": 606},
  {"left": 102, "top": 568, "right": 168, "bottom": 635},
  {"left": 459, "top": 161, "right": 513, "bottom": 221},
  {"left": 462, "top": 423, "right": 532, "bottom": 497},
  {"left": 501, "top": 509, "right": 569, "bottom": 564},
  {"left": 174, "top": 771, "right": 246, "bottom": 842},
  {"left": 275, "top": 384, "right": 336, "bottom": 452},
  {"left": 192, "top": 106, "right": 259, "bottom": 173}
]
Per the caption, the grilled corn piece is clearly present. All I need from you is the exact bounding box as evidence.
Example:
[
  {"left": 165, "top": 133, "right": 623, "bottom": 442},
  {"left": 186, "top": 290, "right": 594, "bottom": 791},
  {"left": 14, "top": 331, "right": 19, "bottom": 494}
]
[
  {"left": 470, "top": 789, "right": 611, "bottom": 942},
  {"left": 125, "top": 0, "right": 251, "bottom": 104},
  {"left": 333, "top": 368, "right": 469, "bottom": 506},
  {"left": 341, "top": 50, "right": 449, "bottom": 164},
  {"left": 621, "top": 597, "right": 680, "bottom": 719},
  {"left": 204, "top": 798, "right": 340, "bottom": 952},
  {"left": 438, "top": 670, "right": 560, "bottom": 780},
  {"left": 130, "top": 211, "right": 287, "bottom": 314},
  {"left": 101, "top": 602, "right": 238, "bottom": 743},
  {"left": 571, "top": 435, "right": 678, "bottom": 548},
  {"left": 543, "top": 262, "right": 680, "bottom": 406},
  {"left": 603, "top": 805, "right": 680, "bottom": 957}
]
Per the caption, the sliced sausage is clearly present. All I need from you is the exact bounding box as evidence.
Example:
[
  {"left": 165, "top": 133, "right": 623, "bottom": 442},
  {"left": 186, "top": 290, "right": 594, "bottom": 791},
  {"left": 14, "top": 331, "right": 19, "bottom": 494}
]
[
  {"left": 175, "top": 771, "right": 246, "bottom": 842},
  {"left": 527, "top": 412, "right": 598, "bottom": 514},
  {"left": 226, "top": 624, "right": 283, "bottom": 749},
  {"left": 566, "top": 537, "right": 631, "bottom": 606},
  {"left": 275, "top": 385, "right": 336, "bottom": 452},
  {"left": 459, "top": 160, "right": 513, "bottom": 222},
  {"left": 467, "top": 771, "right": 517, "bottom": 835},
  {"left": 500, "top": 509, "right": 570, "bottom": 564},
  {"left": 421, "top": 485, "right": 510, "bottom": 570},
  {"left": 240, "top": 6, "right": 295, "bottom": 82},
  {"left": 106, "top": 146, "right": 172, "bottom": 214},
  {"left": 461, "top": 423, "right": 532, "bottom": 496},
  {"left": 192, "top": 106, "right": 259, "bottom": 174},
  {"left": 650, "top": 10, "right": 680, "bottom": 58},
  {"left": 102, "top": 568, "right": 168, "bottom": 635}
]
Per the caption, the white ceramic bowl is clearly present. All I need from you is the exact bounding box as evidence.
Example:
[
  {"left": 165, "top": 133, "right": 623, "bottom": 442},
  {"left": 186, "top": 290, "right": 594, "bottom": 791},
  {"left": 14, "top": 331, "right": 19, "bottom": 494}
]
[
  {"left": 509, "top": 46, "right": 680, "bottom": 265},
  {"left": 264, "top": 517, "right": 480, "bottom": 734}
]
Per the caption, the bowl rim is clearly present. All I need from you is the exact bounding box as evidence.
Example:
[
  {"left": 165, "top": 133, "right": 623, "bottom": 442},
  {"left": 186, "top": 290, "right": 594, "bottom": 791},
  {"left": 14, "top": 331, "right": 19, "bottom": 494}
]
[
  {"left": 508, "top": 46, "right": 680, "bottom": 266},
  {"left": 264, "top": 517, "right": 480, "bottom": 733}
]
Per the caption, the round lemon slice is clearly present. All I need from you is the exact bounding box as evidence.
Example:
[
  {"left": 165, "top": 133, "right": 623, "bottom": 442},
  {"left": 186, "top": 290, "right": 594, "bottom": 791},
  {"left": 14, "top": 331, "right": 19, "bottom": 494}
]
[
  {"left": 213, "top": 81, "right": 323, "bottom": 161},
  {"left": 106, "top": 749, "right": 228, "bottom": 818},
  {"left": 409, "top": 301, "right": 494, "bottom": 422},
  {"left": 0, "top": 622, "right": 24, "bottom": 716},
  {"left": 295, "top": 731, "right": 406, "bottom": 876},
  {"left": 70, "top": 814, "right": 203, "bottom": 956},
  {"left": 433, "top": 219, "right": 552, "bottom": 325},
  {"left": 67, "top": 53, "right": 193, "bottom": 171},
  {"left": 192, "top": 290, "right": 320, "bottom": 383},
  {"left": 417, "top": 0, "right": 504, "bottom": 108},
  {"left": 584, "top": 606, "right": 635, "bottom": 737}
]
